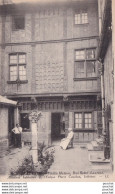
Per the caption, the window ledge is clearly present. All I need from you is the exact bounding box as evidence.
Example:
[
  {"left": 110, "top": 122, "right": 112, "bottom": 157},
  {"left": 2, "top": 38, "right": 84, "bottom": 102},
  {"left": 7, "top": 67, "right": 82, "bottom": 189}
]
[
  {"left": 73, "top": 77, "right": 98, "bottom": 81},
  {"left": 74, "top": 23, "right": 89, "bottom": 26},
  {"left": 7, "top": 80, "right": 28, "bottom": 84},
  {"left": 73, "top": 129, "right": 97, "bottom": 133},
  {"left": 12, "top": 29, "right": 25, "bottom": 31}
]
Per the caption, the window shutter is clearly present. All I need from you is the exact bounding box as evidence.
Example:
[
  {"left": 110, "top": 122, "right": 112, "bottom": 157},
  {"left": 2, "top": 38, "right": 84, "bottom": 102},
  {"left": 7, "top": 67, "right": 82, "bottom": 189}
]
[
  {"left": 69, "top": 112, "right": 74, "bottom": 129},
  {"left": 65, "top": 112, "right": 69, "bottom": 130},
  {"left": 93, "top": 111, "right": 97, "bottom": 130}
]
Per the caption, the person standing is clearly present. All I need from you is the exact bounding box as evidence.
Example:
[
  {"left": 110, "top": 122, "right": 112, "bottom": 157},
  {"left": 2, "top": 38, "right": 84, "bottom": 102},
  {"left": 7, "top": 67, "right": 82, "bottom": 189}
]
[{"left": 12, "top": 123, "right": 22, "bottom": 148}]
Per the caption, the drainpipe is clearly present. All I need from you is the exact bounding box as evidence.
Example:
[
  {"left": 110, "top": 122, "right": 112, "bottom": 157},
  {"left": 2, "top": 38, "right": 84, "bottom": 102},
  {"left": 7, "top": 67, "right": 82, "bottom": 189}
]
[
  {"left": 100, "top": 61, "right": 110, "bottom": 159},
  {"left": 100, "top": 63, "right": 106, "bottom": 135},
  {"left": 98, "top": 0, "right": 102, "bottom": 35}
]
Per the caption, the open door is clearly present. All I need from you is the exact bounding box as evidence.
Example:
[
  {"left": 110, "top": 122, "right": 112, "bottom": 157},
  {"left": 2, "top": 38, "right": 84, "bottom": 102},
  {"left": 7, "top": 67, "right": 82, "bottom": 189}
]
[{"left": 51, "top": 112, "right": 65, "bottom": 143}]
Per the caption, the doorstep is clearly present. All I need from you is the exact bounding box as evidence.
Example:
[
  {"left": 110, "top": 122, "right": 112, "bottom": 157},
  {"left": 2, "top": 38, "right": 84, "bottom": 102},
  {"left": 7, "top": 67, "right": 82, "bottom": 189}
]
[{"left": 89, "top": 152, "right": 110, "bottom": 163}]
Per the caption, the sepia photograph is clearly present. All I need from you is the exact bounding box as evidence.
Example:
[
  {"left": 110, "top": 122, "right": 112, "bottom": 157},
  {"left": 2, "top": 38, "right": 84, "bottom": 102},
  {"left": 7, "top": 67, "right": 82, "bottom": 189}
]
[{"left": 0, "top": 0, "right": 114, "bottom": 181}]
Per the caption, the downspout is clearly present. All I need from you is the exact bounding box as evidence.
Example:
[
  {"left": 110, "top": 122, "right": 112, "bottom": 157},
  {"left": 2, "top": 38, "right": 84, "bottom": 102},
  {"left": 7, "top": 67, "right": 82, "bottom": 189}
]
[
  {"left": 98, "top": 0, "right": 102, "bottom": 36},
  {"left": 99, "top": 61, "right": 110, "bottom": 159},
  {"left": 100, "top": 62, "right": 106, "bottom": 135}
]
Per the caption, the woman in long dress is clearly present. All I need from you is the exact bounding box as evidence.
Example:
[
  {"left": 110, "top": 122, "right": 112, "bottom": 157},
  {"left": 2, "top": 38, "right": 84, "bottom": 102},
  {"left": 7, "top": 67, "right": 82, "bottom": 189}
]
[{"left": 60, "top": 128, "right": 74, "bottom": 150}]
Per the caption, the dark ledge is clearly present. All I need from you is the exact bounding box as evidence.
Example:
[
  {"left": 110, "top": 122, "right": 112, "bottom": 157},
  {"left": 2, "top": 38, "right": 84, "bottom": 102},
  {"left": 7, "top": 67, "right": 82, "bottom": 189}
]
[
  {"left": 73, "top": 77, "right": 98, "bottom": 81},
  {"left": 7, "top": 80, "right": 28, "bottom": 84}
]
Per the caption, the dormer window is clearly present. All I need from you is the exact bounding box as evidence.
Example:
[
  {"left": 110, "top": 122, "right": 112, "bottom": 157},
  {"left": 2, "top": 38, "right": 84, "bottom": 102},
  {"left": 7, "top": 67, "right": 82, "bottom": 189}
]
[{"left": 12, "top": 15, "right": 25, "bottom": 30}]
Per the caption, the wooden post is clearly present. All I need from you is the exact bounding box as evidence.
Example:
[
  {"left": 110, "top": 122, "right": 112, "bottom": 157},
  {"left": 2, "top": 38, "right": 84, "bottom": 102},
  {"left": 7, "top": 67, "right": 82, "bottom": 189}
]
[{"left": 29, "top": 111, "right": 42, "bottom": 164}]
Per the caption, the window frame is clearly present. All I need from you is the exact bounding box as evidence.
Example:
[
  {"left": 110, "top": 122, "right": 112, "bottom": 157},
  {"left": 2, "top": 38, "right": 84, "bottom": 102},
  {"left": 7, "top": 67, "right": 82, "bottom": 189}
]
[
  {"left": 20, "top": 113, "right": 30, "bottom": 132},
  {"left": 12, "top": 15, "right": 25, "bottom": 31},
  {"left": 74, "top": 48, "right": 97, "bottom": 79},
  {"left": 74, "top": 10, "right": 88, "bottom": 25},
  {"left": 74, "top": 112, "right": 93, "bottom": 130},
  {"left": 8, "top": 53, "right": 27, "bottom": 83}
]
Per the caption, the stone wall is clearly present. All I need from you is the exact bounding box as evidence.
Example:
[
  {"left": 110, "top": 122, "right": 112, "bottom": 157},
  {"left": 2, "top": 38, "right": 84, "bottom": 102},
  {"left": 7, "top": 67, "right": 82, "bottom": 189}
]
[{"left": 0, "top": 106, "right": 9, "bottom": 151}]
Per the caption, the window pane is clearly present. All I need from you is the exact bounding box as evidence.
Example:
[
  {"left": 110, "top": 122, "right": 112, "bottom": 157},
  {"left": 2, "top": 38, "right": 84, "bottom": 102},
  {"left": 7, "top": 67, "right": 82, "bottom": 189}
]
[
  {"left": 88, "top": 113, "right": 91, "bottom": 118},
  {"left": 89, "top": 124, "right": 92, "bottom": 128},
  {"left": 86, "top": 61, "right": 95, "bottom": 77},
  {"left": 19, "top": 65, "right": 26, "bottom": 80},
  {"left": 75, "top": 114, "right": 78, "bottom": 118},
  {"left": 75, "top": 50, "right": 85, "bottom": 60},
  {"left": 19, "top": 54, "right": 26, "bottom": 63},
  {"left": 84, "top": 113, "right": 92, "bottom": 129},
  {"left": 75, "top": 113, "right": 82, "bottom": 129},
  {"left": 78, "top": 114, "right": 82, "bottom": 118},
  {"left": 79, "top": 124, "right": 82, "bottom": 128},
  {"left": 75, "top": 14, "right": 81, "bottom": 24},
  {"left": 10, "top": 66, "right": 17, "bottom": 81},
  {"left": 85, "top": 124, "right": 88, "bottom": 128},
  {"left": 75, "top": 62, "right": 85, "bottom": 78},
  {"left": 86, "top": 49, "right": 95, "bottom": 59},
  {"left": 82, "top": 12, "right": 88, "bottom": 23},
  {"left": 10, "top": 55, "right": 17, "bottom": 64},
  {"left": 75, "top": 123, "right": 79, "bottom": 128},
  {"left": 13, "top": 15, "right": 25, "bottom": 30}
]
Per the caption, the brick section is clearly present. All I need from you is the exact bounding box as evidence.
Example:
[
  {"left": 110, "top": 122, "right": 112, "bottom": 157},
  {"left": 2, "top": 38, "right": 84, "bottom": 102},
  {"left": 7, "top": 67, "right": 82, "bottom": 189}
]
[{"left": 35, "top": 43, "right": 64, "bottom": 93}]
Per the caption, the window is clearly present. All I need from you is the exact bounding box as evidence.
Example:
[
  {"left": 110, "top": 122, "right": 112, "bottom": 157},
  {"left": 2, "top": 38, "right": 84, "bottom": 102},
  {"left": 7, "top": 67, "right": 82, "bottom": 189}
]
[
  {"left": 21, "top": 113, "right": 30, "bottom": 132},
  {"left": 75, "top": 112, "right": 92, "bottom": 129},
  {"left": 75, "top": 11, "right": 88, "bottom": 24},
  {"left": 84, "top": 113, "right": 92, "bottom": 129},
  {"left": 12, "top": 15, "right": 25, "bottom": 30},
  {"left": 74, "top": 48, "right": 96, "bottom": 78},
  {"left": 9, "top": 53, "right": 27, "bottom": 81},
  {"left": 75, "top": 113, "right": 82, "bottom": 128}
]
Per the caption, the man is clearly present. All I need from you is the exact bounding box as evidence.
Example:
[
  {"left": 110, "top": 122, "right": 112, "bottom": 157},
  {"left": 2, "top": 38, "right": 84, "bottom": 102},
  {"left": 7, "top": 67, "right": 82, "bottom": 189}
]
[{"left": 12, "top": 123, "right": 22, "bottom": 148}]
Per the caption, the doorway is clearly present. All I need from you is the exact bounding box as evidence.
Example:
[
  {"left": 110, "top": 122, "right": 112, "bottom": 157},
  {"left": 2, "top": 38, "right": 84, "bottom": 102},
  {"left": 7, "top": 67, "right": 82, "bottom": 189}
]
[{"left": 51, "top": 112, "right": 65, "bottom": 144}]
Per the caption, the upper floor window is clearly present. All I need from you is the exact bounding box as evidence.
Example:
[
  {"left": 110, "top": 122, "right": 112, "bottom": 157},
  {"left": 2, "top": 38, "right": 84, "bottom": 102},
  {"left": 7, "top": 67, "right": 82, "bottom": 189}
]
[
  {"left": 12, "top": 15, "right": 25, "bottom": 30},
  {"left": 75, "top": 10, "right": 88, "bottom": 24},
  {"left": 74, "top": 48, "right": 96, "bottom": 78},
  {"left": 9, "top": 53, "right": 27, "bottom": 81}
]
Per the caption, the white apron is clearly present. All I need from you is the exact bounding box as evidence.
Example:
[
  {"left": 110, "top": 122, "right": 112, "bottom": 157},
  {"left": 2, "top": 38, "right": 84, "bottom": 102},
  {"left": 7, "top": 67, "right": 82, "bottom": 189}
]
[{"left": 60, "top": 131, "right": 74, "bottom": 150}]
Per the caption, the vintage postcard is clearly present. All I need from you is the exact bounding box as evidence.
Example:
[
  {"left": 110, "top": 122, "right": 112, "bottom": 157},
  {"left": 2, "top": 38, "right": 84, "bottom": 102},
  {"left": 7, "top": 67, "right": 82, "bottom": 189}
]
[{"left": 0, "top": 0, "right": 115, "bottom": 182}]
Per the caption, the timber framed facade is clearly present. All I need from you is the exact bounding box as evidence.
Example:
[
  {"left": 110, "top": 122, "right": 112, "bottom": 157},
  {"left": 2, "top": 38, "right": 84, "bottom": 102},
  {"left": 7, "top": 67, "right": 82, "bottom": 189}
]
[{"left": 0, "top": 0, "right": 102, "bottom": 147}]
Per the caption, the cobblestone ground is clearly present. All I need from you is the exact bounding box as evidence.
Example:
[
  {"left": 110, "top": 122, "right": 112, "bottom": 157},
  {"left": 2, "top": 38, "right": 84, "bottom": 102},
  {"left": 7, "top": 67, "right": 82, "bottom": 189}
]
[
  {"left": 0, "top": 144, "right": 112, "bottom": 177},
  {"left": 0, "top": 145, "right": 30, "bottom": 175},
  {"left": 48, "top": 144, "right": 112, "bottom": 174}
]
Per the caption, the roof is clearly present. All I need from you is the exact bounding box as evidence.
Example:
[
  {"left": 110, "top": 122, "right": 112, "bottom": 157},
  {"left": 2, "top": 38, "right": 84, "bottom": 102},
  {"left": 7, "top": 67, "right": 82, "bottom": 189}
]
[
  {"left": 0, "top": 0, "right": 97, "bottom": 14},
  {"left": 0, "top": 95, "right": 17, "bottom": 106}
]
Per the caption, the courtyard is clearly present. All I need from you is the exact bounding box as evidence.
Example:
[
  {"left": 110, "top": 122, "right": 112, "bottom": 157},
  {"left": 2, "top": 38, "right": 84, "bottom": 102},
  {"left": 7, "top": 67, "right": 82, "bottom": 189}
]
[{"left": 0, "top": 142, "right": 112, "bottom": 177}]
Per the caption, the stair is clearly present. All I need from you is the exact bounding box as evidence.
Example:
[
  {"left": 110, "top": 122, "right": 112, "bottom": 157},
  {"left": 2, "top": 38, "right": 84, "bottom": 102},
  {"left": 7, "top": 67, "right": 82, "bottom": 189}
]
[
  {"left": 95, "top": 137, "right": 103, "bottom": 145},
  {"left": 87, "top": 139, "right": 104, "bottom": 151},
  {"left": 89, "top": 152, "right": 110, "bottom": 163}
]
